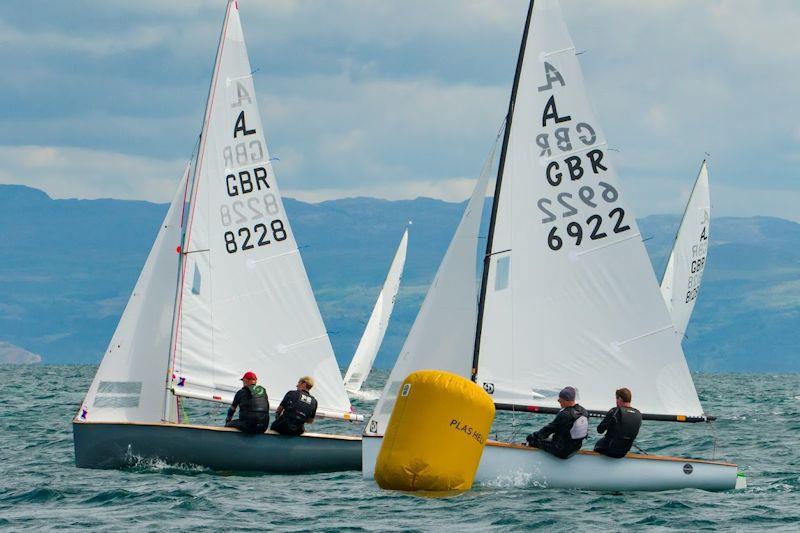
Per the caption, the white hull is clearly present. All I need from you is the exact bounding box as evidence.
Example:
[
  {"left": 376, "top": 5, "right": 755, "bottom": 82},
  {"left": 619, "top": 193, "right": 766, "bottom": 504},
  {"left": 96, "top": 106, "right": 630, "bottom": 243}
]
[{"left": 362, "top": 436, "right": 743, "bottom": 492}]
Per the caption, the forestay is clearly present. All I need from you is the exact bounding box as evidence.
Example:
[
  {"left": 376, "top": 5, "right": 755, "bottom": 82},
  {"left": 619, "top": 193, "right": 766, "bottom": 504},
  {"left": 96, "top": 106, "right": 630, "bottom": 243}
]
[
  {"left": 78, "top": 166, "right": 189, "bottom": 423},
  {"left": 344, "top": 228, "right": 408, "bottom": 393},
  {"left": 170, "top": 1, "right": 352, "bottom": 419},
  {"left": 366, "top": 139, "right": 498, "bottom": 436},
  {"left": 474, "top": 0, "right": 703, "bottom": 418},
  {"left": 660, "top": 161, "right": 710, "bottom": 340}
]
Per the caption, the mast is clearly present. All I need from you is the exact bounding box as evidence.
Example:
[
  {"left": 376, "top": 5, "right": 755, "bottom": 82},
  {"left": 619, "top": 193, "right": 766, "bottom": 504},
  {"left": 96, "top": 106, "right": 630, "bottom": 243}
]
[
  {"left": 161, "top": 1, "right": 234, "bottom": 422},
  {"left": 471, "top": 0, "right": 535, "bottom": 381}
]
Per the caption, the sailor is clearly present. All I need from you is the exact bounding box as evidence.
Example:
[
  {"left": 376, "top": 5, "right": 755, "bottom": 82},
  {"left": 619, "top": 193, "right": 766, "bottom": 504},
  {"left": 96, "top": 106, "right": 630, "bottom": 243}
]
[
  {"left": 525, "top": 386, "right": 589, "bottom": 459},
  {"left": 270, "top": 376, "right": 318, "bottom": 436},
  {"left": 594, "top": 387, "right": 642, "bottom": 458},
  {"left": 225, "top": 371, "right": 270, "bottom": 434}
]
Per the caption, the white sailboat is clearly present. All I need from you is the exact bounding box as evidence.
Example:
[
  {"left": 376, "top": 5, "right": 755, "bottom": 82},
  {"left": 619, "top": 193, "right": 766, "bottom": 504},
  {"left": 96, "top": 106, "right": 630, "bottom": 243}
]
[
  {"left": 364, "top": 0, "right": 743, "bottom": 491},
  {"left": 344, "top": 228, "right": 409, "bottom": 396},
  {"left": 73, "top": 0, "right": 362, "bottom": 473},
  {"left": 661, "top": 161, "right": 711, "bottom": 340}
]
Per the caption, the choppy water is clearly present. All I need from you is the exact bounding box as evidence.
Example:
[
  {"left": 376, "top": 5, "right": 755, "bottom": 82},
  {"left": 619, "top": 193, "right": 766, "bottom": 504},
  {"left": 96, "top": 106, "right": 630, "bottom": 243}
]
[{"left": 1, "top": 366, "right": 798, "bottom": 531}]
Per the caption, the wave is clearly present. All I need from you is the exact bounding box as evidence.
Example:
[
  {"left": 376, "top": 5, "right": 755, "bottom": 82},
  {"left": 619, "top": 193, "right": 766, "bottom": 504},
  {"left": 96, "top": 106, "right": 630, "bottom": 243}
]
[
  {"left": 122, "top": 446, "right": 209, "bottom": 475},
  {"left": 348, "top": 389, "right": 381, "bottom": 401}
]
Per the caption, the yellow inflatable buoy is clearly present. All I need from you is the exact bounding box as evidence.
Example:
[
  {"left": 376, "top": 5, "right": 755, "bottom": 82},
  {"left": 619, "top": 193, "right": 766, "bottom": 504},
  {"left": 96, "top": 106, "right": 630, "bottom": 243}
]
[{"left": 374, "top": 370, "right": 495, "bottom": 493}]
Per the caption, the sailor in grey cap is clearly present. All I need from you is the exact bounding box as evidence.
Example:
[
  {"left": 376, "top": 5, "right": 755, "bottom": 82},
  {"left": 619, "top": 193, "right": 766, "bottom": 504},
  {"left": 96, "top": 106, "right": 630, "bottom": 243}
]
[{"left": 525, "top": 386, "right": 589, "bottom": 459}]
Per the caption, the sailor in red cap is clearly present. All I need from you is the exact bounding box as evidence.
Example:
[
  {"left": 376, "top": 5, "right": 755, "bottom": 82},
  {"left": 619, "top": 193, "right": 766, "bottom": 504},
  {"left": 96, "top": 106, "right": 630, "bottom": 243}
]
[{"left": 225, "top": 371, "right": 270, "bottom": 433}]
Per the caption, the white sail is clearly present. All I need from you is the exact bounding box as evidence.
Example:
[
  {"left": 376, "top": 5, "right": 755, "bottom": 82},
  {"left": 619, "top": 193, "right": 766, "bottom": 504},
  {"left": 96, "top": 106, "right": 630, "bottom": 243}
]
[
  {"left": 78, "top": 165, "right": 189, "bottom": 423},
  {"left": 660, "top": 161, "right": 711, "bottom": 340},
  {"left": 170, "top": 1, "right": 352, "bottom": 420},
  {"left": 474, "top": 0, "right": 703, "bottom": 418},
  {"left": 344, "top": 228, "right": 408, "bottom": 393},
  {"left": 366, "top": 140, "right": 498, "bottom": 436}
]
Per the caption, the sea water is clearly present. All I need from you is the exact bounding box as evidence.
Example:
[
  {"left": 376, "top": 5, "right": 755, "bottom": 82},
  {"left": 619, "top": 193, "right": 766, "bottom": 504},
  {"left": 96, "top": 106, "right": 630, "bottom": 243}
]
[{"left": 1, "top": 365, "right": 798, "bottom": 531}]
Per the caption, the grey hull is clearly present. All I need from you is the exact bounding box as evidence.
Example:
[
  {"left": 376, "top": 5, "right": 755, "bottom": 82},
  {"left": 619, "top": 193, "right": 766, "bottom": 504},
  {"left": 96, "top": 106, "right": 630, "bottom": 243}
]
[{"left": 73, "top": 421, "right": 361, "bottom": 473}]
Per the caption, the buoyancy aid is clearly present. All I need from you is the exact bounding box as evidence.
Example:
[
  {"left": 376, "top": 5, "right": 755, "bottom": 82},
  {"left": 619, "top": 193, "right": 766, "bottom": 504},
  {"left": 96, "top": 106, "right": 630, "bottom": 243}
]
[
  {"left": 239, "top": 385, "right": 269, "bottom": 424},
  {"left": 597, "top": 406, "right": 642, "bottom": 458},
  {"left": 569, "top": 406, "right": 589, "bottom": 440},
  {"left": 276, "top": 390, "right": 317, "bottom": 433},
  {"left": 553, "top": 405, "right": 589, "bottom": 453}
]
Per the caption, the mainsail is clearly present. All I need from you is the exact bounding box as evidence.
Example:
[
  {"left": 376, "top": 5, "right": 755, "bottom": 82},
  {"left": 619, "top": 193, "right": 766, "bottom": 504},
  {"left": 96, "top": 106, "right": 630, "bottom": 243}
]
[
  {"left": 660, "top": 161, "right": 711, "bottom": 340},
  {"left": 472, "top": 0, "right": 703, "bottom": 419},
  {"left": 78, "top": 165, "right": 189, "bottom": 423},
  {"left": 169, "top": 1, "right": 352, "bottom": 420},
  {"left": 344, "top": 228, "right": 408, "bottom": 393},
  {"left": 366, "top": 140, "right": 499, "bottom": 436}
]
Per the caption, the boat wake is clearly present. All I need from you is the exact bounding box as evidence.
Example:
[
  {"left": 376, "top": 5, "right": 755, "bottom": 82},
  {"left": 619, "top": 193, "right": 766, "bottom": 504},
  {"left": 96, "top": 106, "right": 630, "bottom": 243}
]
[
  {"left": 348, "top": 389, "right": 381, "bottom": 402},
  {"left": 478, "top": 468, "right": 548, "bottom": 489},
  {"left": 123, "top": 445, "right": 207, "bottom": 474}
]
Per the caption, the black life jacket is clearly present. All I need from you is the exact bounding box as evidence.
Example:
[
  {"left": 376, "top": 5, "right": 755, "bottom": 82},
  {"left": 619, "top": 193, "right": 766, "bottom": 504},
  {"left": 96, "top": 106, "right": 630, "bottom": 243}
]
[
  {"left": 239, "top": 385, "right": 269, "bottom": 423},
  {"left": 568, "top": 405, "right": 589, "bottom": 441},
  {"left": 551, "top": 405, "right": 589, "bottom": 454},
  {"left": 280, "top": 390, "right": 317, "bottom": 430},
  {"left": 601, "top": 406, "right": 642, "bottom": 458}
]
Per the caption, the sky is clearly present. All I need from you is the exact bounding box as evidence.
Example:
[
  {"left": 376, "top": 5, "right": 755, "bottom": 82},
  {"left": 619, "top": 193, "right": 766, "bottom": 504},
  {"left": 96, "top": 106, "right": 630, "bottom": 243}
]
[{"left": 1, "top": 0, "right": 798, "bottom": 220}]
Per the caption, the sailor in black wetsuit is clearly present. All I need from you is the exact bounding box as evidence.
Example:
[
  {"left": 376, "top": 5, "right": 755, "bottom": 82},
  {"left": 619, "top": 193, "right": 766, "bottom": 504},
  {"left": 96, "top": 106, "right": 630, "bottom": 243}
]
[
  {"left": 526, "top": 386, "right": 589, "bottom": 459},
  {"left": 594, "top": 387, "right": 642, "bottom": 458},
  {"left": 225, "top": 371, "right": 269, "bottom": 434},
  {"left": 271, "top": 376, "right": 318, "bottom": 436}
]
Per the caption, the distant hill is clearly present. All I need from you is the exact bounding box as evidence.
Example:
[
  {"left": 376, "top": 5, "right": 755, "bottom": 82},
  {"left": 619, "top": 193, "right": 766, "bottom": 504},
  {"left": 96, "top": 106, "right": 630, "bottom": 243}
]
[
  {"left": 0, "top": 341, "right": 42, "bottom": 364},
  {"left": 0, "top": 184, "right": 797, "bottom": 372}
]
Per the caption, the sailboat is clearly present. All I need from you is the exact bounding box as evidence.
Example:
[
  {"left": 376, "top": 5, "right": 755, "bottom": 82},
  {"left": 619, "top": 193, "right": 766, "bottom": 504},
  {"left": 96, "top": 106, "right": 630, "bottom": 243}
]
[
  {"left": 344, "top": 228, "right": 408, "bottom": 396},
  {"left": 73, "top": 0, "right": 362, "bottom": 473},
  {"left": 661, "top": 161, "right": 711, "bottom": 340},
  {"left": 364, "top": 0, "right": 743, "bottom": 491}
]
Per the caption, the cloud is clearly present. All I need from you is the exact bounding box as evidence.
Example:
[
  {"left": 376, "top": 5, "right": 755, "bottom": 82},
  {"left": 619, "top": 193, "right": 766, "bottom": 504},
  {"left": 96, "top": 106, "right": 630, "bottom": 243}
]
[
  {"left": 0, "top": 0, "right": 798, "bottom": 218},
  {"left": 0, "top": 19, "right": 167, "bottom": 57},
  {"left": 0, "top": 145, "right": 184, "bottom": 202}
]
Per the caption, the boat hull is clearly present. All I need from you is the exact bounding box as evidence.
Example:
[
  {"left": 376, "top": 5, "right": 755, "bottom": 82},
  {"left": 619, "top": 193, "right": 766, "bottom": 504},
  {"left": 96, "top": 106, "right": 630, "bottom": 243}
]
[
  {"left": 362, "top": 436, "right": 742, "bottom": 491},
  {"left": 73, "top": 421, "right": 361, "bottom": 473}
]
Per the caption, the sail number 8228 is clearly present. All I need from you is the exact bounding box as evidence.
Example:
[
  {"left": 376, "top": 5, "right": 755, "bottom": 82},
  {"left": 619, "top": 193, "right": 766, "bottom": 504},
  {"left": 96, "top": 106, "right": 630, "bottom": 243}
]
[{"left": 223, "top": 219, "right": 287, "bottom": 254}]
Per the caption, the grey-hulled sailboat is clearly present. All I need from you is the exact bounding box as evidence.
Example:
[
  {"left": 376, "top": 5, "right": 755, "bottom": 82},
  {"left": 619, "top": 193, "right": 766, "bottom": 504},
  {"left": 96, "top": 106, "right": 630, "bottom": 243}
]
[{"left": 73, "top": 0, "right": 361, "bottom": 473}]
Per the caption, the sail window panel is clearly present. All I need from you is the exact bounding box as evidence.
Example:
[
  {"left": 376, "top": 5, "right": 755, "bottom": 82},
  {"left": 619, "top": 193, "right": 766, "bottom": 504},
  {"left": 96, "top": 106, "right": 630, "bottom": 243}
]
[
  {"left": 93, "top": 396, "right": 140, "bottom": 408},
  {"left": 191, "top": 264, "right": 202, "bottom": 295},
  {"left": 97, "top": 381, "right": 142, "bottom": 394},
  {"left": 494, "top": 256, "right": 510, "bottom": 291}
]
